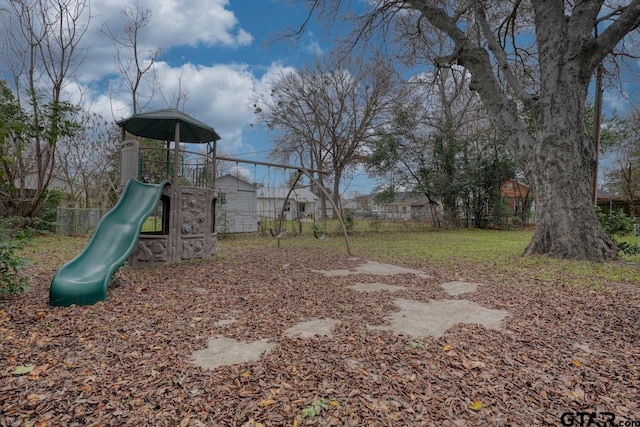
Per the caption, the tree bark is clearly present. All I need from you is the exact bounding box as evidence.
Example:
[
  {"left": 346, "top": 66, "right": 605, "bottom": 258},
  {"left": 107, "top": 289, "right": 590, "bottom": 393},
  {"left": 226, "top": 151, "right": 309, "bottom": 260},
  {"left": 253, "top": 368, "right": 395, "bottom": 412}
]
[
  {"left": 332, "top": 170, "right": 342, "bottom": 219},
  {"left": 523, "top": 87, "right": 618, "bottom": 259},
  {"left": 518, "top": 5, "right": 620, "bottom": 260},
  {"left": 524, "top": 137, "right": 617, "bottom": 260}
]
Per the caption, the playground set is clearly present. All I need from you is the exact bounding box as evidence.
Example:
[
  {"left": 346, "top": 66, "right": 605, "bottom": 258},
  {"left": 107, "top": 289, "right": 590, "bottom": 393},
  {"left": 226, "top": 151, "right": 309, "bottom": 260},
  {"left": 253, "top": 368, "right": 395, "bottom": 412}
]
[{"left": 49, "top": 108, "right": 350, "bottom": 307}]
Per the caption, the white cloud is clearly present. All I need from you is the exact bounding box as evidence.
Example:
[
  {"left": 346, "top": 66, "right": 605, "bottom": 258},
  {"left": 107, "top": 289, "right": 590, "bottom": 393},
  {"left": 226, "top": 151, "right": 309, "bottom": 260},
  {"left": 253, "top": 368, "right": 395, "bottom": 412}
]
[
  {"left": 152, "top": 62, "right": 255, "bottom": 150},
  {"left": 91, "top": 0, "right": 253, "bottom": 50},
  {"left": 1, "top": 0, "right": 321, "bottom": 169},
  {"left": 302, "top": 32, "right": 324, "bottom": 56},
  {"left": 90, "top": 94, "right": 132, "bottom": 124},
  {"left": 253, "top": 62, "right": 297, "bottom": 93},
  {"left": 76, "top": 0, "right": 252, "bottom": 85},
  {"left": 148, "top": 0, "right": 253, "bottom": 48},
  {"left": 59, "top": 0, "right": 284, "bottom": 155},
  {"left": 60, "top": 80, "right": 131, "bottom": 124},
  {"left": 77, "top": 60, "right": 298, "bottom": 154}
]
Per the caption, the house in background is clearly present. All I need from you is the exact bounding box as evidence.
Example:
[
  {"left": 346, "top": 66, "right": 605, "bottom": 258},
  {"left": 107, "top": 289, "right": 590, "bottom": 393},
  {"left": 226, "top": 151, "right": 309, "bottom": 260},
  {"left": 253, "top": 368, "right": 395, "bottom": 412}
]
[
  {"left": 596, "top": 191, "right": 634, "bottom": 216},
  {"left": 500, "top": 179, "right": 534, "bottom": 221},
  {"left": 345, "top": 192, "right": 440, "bottom": 222},
  {"left": 215, "top": 174, "right": 258, "bottom": 233},
  {"left": 345, "top": 194, "right": 372, "bottom": 215},
  {"left": 344, "top": 179, "right": 536, "bottom": 225},
  {"left": 213, "top": 177, "right": 327, "bottom": 233},
  {"left": 374, "top": 192, "right": 427, "bottom": 220},
  {"left": 256, "top": 186, "right": 321, "bottom": 221}
]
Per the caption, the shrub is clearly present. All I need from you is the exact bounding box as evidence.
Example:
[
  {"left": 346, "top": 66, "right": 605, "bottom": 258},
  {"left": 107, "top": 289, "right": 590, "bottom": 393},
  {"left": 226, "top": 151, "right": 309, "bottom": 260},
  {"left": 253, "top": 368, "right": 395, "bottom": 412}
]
[
  {"left": 0, "top": 229, "right": 29, "bottom": 295},
  {"left": 0, "top": 216, "right": 49, "bottom": 238},
  {"left": 613, "top": 239, "right": 640, "bottom": 256},
  {"left": 38, "top": 189, "right": 65, "bottom": 232},
  {"left": 595, "top": 206, "right": 639, "bottom": 256},
  {"left": 595, "top": 206, "right": 635, "bottom": 236},
  {"left": 342, "top": 209, "right": 355, "bottom": 232},
  {"left": 0, "top": 189, "right": 64, "bottom": 237}
]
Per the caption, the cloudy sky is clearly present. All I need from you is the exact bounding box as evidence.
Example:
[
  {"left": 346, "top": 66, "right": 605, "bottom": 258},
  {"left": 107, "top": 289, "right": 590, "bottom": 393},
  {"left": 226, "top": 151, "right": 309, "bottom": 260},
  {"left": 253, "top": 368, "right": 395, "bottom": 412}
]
[
  {"left": 61, "top": 0, "right": 376, "bottom": 193},
  {"left": 78, "top": 1, "right": 320, "bottom": 159},
  {"left": 3, "top": 0, "right": 637, "bottom": 194}
]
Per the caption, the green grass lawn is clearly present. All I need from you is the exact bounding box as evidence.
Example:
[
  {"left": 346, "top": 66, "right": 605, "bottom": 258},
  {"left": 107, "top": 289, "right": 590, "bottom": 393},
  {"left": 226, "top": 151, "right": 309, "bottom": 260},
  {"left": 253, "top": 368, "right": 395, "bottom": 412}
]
[
  {"left": 218, "top": 226, "right": 640, "bottom": 287},
  {"left": 141, "top": 216, "right": 163, "bottom": 233},
  {"left": 22, "top": 226, "right": 640, "bottom": 288}
]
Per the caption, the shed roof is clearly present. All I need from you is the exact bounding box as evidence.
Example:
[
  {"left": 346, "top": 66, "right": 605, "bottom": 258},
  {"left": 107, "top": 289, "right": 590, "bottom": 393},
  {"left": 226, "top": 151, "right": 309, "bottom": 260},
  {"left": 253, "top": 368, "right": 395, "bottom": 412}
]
[
  {"left": 217, "top": 174, "right": 256, "bottom": 187},
  {"left": 256, "top": 187, "right": 318, "bottom": 202}
]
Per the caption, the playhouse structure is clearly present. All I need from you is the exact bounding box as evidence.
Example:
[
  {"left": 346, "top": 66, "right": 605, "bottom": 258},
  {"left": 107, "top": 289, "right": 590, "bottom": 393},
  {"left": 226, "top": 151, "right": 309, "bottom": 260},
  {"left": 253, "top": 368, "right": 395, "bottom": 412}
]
[
  {"left": 117, "top": 109, "right": 221, "bottom": 266},
  {"left": 49, "top": 108, "right": 221, "bottom": 306}
]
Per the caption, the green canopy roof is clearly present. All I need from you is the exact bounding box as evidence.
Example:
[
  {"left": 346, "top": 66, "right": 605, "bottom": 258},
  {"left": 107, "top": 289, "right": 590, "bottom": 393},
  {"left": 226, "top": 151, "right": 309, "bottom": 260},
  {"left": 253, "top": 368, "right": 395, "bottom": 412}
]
[{"left": 116, "top": 108, "right": 221, "bottom": 143}]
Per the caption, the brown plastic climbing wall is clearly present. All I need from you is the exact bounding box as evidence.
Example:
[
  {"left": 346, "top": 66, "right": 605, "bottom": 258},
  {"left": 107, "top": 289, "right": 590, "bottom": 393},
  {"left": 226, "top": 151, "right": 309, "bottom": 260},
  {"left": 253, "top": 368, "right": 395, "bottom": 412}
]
[
  {"left": 174, "top": 187, "right": 216, "bottom": 261},
  {"left": 129, "top": 185, "right": 217, "bottom": 267}
]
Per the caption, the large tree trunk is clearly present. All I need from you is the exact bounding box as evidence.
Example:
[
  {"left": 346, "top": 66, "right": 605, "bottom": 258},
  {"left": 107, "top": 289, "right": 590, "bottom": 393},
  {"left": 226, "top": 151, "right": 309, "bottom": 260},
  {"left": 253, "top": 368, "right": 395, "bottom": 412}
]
[
  {"left": 525, "top": 147, "right": 617, "bottom": 260},
  {"left": 522, "top": 70, "right": 617, "bottom": 260}
]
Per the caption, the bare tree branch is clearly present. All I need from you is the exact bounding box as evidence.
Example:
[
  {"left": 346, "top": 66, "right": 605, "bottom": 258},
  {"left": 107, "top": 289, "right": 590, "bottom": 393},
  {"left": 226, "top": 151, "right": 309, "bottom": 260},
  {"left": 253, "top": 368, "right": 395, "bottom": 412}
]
[
  {"left": 475, "top": 3, "right": 533, "bottom": 108},
  {"left": 588, "top": 0, "right": 640, "bottom": 71}
]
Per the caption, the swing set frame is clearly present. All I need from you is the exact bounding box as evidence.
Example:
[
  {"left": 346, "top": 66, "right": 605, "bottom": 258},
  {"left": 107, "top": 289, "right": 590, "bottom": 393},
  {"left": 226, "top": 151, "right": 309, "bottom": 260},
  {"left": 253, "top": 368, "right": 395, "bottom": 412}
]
[{"left": 214, "top": 154, "right": 352, "bottom": 256}]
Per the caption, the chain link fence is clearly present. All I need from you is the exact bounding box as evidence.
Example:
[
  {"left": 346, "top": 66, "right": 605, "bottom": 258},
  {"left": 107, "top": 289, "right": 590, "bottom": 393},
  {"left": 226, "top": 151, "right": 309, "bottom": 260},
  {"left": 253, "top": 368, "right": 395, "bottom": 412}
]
[{"left": 56, "top": 207, "right": 109, "bottom": 236}]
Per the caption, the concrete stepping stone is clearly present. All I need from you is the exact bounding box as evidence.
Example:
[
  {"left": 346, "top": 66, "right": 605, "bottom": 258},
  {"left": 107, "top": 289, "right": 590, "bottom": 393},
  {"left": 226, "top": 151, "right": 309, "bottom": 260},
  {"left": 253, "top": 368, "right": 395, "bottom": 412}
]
[
  {"left": 191, "top": 336, "right": 276, "bottom": 370},
  {"left": 369, "top": 298, "right": 508, "bottom": 338},
  {"left": 440, "top": 281, "right": 478, "bottom": 296},
  {"left": 349, "top": 282, "right": 407, "bottom": 292},
  {"left": 284, "top": 318, "right": 341, "bottom": 339},
  {"left": 318, "top": 260, "right": 430, "bottom": 278}
]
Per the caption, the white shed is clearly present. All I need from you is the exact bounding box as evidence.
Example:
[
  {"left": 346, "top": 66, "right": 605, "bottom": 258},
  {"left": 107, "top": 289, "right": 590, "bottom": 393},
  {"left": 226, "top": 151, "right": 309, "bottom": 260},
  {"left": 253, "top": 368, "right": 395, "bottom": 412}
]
[{"left": 215, "top": 174, "right": 258, "bottom": 233}]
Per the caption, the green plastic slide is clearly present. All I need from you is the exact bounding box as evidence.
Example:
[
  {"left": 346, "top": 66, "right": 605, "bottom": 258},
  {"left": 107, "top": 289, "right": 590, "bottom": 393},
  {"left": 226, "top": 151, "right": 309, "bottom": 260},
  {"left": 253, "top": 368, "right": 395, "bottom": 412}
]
[{"left": 49, "top": 179, "right": 168, "bottom": 307}]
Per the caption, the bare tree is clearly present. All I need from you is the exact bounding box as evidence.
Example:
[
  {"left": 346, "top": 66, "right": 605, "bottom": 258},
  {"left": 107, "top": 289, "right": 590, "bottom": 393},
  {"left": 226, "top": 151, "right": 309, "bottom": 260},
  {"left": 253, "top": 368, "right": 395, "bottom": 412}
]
[
  {"left": 367, "top": 65, "right": 509, "bottom": 228},
  {"left": 609, "top": 152, "right": 640, "bottom": 214},
  {"left": 160, "top": 66, "right": 190, "bottom": 111},
  {"left": 253, "top": 54, "right": 397, "bottom": 217},
  {"left": 603, "top": 110, "right": 640, "bottom": 215},
  {"left": 0, "top": 0, "right": 88, "bottom": 216},
  {"left": 56, "top": 110, "right": 120, "bottom": 208},
  {"left": 103, "top": 0, "right": 159, "bottom": 114},
  {"left": 299, "top": 1, "right": 640, "bottom": 260},
  {"left": 212, "top": 155, "right": 234, "bottom": 179}
]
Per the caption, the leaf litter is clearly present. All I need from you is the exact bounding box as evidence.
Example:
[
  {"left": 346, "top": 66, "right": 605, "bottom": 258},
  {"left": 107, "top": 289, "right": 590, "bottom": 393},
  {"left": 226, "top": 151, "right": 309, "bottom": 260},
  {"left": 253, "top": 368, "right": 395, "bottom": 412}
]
[{"left": 1, "top": 245, "right": 638, "bottom": 426}]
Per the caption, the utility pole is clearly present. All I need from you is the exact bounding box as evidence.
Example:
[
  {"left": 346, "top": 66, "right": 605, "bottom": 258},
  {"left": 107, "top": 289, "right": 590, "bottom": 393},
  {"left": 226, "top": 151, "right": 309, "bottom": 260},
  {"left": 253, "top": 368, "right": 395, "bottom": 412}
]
[{"left": 592, "top": 63, "right": 603, "bottom": 204}]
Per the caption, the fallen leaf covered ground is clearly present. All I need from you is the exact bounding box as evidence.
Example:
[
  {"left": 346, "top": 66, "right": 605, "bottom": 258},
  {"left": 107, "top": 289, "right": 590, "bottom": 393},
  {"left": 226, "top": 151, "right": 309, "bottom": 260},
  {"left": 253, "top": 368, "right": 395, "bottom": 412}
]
[{"left": 1, "top": 240, "right": 639, "bottom": 426}]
